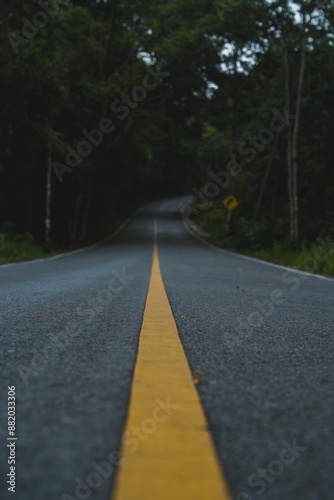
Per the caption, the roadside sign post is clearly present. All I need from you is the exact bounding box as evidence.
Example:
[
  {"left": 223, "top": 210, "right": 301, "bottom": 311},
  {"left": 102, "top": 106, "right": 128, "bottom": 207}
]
[{"left": 222, "top": 195, "right": 239, "bottom": 234}]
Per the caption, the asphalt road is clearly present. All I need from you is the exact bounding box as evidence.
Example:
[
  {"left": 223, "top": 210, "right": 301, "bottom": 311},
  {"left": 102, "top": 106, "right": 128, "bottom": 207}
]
[{"left": 1, "top": 196, "right": 333, "bottom": 500}]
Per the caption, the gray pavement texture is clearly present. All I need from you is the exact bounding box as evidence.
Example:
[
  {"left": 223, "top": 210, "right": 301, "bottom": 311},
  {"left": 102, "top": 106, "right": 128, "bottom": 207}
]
[{"left": 0, "top": 196, "right": 333, "bottom": 500}]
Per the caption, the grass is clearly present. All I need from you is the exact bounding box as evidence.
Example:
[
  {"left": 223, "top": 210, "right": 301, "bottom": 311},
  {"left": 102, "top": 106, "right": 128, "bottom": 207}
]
[
  {"left": 241, "top": 244, "right": 334, "bottom": 278},
  {"left": 2, "top": 209, "right": 334, "bottom": 278},
  {"left": 0, "top": 233, "right": 62, "bottom": 265},
  {"left": 0, "top": 209, "right": 135, "bottom": 265},
  {"left": 189, "top": 201, "right": 334, "bottom": 278}
]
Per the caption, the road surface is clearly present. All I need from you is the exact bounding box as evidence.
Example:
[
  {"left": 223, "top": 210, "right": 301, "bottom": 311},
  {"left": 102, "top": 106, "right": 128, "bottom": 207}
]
[{"left": 1, "top": 196, "right": 333, "bottom": 500}]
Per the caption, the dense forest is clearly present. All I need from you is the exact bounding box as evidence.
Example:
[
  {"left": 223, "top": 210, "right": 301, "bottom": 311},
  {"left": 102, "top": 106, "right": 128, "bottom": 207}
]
[{"left": 0, "top": 0, "right": 333, "bottom": 254}]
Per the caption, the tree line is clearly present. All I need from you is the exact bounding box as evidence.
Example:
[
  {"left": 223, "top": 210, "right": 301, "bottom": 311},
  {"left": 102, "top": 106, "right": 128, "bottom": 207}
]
[{"left": 0, "top": 0, "right": 333, "bottom": 249}]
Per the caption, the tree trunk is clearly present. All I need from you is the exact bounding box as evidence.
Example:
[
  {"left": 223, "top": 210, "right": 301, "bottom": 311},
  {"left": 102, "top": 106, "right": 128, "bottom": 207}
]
[
  {"left": 44, "top": 148, "right": 52, "bottom": 251},
  {"left": 291, "top": 29, "right": 306, "bottom": 245},
  {"left": 70, "top": 193, "right": 84, "bottom": 243},
  {"left": 80, "top": 190, "right": 91, "bottom": 242},
  {"left": 253, "top": 131, "right": 280, "bottom": 222},
  {"left": 283, "top": 27, "right": 294, "bottom": 243}
]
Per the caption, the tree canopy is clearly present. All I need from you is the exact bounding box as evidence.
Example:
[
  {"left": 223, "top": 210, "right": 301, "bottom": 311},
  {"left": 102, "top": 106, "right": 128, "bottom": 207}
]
[{"left": 1, "top": 0, "right": 333, "bottom": 248}]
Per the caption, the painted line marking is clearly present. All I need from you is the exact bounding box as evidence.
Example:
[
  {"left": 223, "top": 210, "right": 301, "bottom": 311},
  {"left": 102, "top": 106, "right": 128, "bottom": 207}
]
[
  {"left": 179, "top": 203, "right": 334, "bottom": 283},
  {"left": 112, "top": 211, "right": 231, "bottom": 499},
  {"left": 0, "top": 205, "right": 145, "bottom": 268}
]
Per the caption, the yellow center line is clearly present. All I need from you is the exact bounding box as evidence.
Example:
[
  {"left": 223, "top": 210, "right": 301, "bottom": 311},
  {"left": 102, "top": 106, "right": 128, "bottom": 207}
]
[{"left": 112, "top": 217, "right": 231, "bottom": 499}]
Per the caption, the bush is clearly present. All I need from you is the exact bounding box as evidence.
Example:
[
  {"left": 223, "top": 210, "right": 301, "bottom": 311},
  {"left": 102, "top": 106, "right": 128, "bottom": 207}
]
[{"left": 0, "top": 229, "right": 45, "bottom": 264}]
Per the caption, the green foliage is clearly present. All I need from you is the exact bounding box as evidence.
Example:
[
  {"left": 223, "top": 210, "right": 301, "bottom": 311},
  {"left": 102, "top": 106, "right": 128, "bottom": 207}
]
[
  {"left": 195, "top": 203, "right": 226, "bottom": 238},
  {"left": 0, "top": 0, "right": 333, "bottom": 256},
  {"left": 242, "top": 244, "right": 334, "bottom": 278},
  {"left": 0, "top": 232, "right": 48, "bottom": 264}
]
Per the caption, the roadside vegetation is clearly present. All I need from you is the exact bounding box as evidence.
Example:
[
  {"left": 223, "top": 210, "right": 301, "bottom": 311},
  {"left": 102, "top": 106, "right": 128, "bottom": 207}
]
[
  {"left": 192, "top": 201, "right": 334, "bottom": 278},
  {"left": 1, "top": 2, "right": 333, "bottom": 262},
  {"left": 0, "top": 231, "right": 54, "bottom": 264}
]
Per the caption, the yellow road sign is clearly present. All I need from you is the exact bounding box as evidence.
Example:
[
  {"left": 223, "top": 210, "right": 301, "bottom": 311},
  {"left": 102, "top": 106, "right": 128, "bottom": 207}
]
[{"left": 223, "top": 194, "right": 239, "bottom": 211}]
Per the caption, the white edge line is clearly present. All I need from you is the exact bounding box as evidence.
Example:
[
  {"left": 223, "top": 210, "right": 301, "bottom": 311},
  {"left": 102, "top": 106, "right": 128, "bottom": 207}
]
[
  {"left": 0, "top": 205, "right": 146, "bottom": 269},
  {"left": 179, "top": 204, "right": 334, "bottom": 283}
]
